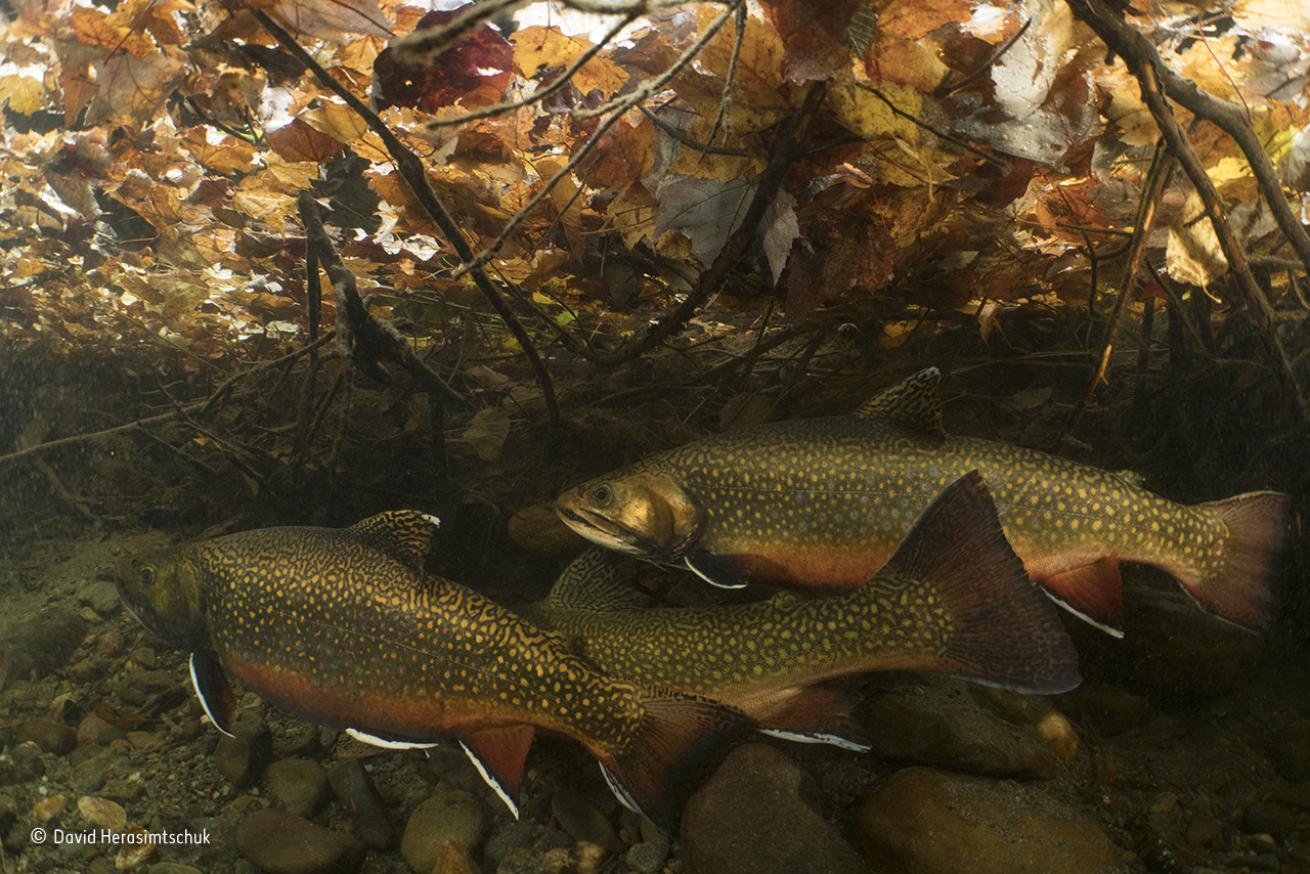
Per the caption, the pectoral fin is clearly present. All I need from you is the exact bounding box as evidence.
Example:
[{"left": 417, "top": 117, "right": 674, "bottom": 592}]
[
  {"left": 189, "top": 650, "right": 238, "bottom": 738},
  {"left": 460, "top": 725, "right": 536, "bottom": 820},
  {"left": 684, "top": 551, "right": 753, "bottom": 590},
  {"left": 345, "top": 728, "right": 440, "bottom": 751}
]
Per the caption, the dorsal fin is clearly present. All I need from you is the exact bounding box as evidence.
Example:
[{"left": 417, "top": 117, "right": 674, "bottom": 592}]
[
  {"left": 348, "top": 510, "right": 441, "bottom": 573},
  {"left": 853, "top": 367, "right": 946, "bottom": 439},
  {"left": 545, "top": 549, "right": 643, "bottom": 612}
]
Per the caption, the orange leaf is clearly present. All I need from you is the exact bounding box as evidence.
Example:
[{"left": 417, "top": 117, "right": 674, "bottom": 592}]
[{"left": 267, "top": 118, "right": 342, "bottom": 163}]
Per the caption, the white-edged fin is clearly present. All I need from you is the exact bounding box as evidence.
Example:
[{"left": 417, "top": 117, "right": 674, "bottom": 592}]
[
  {"left": 758, "top": 727, "right": 872, "bottom": 753},
  {"left": 189, "top": 649, "right": 235, "bottom": 739},
  {"left": 460, "top": 740, "right": 520, "bottom": 820},
  {"left": 1042, "top": 590, "right": 1125, "bottom": 639},
  {"left": 683, "top": 557, "right": 748, "bottom": 590},
  {"left": 599, "top": 763, "right": 645, "bottom": 818},
  {"left": 345, "top": 727, "right": 440, "bottom": 750},
  {"left": 189, "top": 652, "right": 235, "bottom": 738}
]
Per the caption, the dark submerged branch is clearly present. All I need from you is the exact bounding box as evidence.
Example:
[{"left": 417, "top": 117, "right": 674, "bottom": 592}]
[{"left": 247, "top": 3, "right": 561, "bottom": 438}]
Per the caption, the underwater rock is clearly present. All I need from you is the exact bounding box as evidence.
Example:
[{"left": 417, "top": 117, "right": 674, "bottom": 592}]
[
  {"left": 265, "top": 758, "right": 329, "bottom": 818},
  {"left": 15, "top": 716, "right": 77, "bottom": 755},
  {"left": 79, "top": 578, "right": 122, "bottom": 616},
  {"left": 1242, "top": 799, "right": 1300, "bottom": 840},
  {"left": 550, "top": 787, "right": 623, "bottom": 852},
  {"left": 401, "top": 789, "right": 487, "bottom": 873},
  {"left": 272, "top": 723, "right": 320, "bottom": 758},
  {"left": 483, "top": 820, "right": 537, "bottom": 869},
  {"left": 146, "top": 864, "right": 205, "bottom": 874},
  {"left": 0, "top": 742, "right": 45, "bottom": 786},
  {"left": 213, "top": 714, "right": 272, "bottom": 789},
  {"left": 681, "top": 743, "right": 865, "bottom": 874},
  {"left": 77, "top": 712, "right": 123, "bottom": 747},
  {"left": 862, "top": 679, "right": 1060, "bottom": 779},
  {"left": 327, "top": 759, "right": 391, "bottom": 849},
  {"left": 432, "top": 840, "right": 481, "bottom": 874},
  {"left": 624, "top": 838, "right": 669, "bottom": 874},
  {"left": 855, "top": 767, "right": 1123, "bottom": 874},
  {"left": 2, "top": 605, "right": 88, "bottom": 680},
  {"left": 1060, "top": 682, "right": 1151, "bottom": 736},
  {"left": 235, "top": 808, "right": 360, "bottom": 874},
  {"left": 78, "top": 795, "right": 127, "bottom": 832}
]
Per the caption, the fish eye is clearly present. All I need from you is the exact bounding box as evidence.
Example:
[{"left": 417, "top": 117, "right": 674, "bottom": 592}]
[
  {"left": 140, "top": 566, "right": 155, "bottom": 587},
  {"left": 591, "top": 484, "right": 614, "bottom": 507}
]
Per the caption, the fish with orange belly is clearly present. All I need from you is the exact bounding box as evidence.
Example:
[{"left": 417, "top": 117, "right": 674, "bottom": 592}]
[
  {"left": 556, "top": 368, "right": 1290, "bottom": 636},
  {"left": 114, "top": 510, "right": 747, "bottom": 824},
  {"left": 535, "top": 473, "right": 1082, "bottom": 749}
]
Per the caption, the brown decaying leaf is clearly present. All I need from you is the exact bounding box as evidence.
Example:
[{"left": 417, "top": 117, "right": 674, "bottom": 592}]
[
  {"left": 373, "top": 6, "right": 512, "bottom": 113},
  {"left": 761, "top": 0, "right": 862, "bottom": 84}
]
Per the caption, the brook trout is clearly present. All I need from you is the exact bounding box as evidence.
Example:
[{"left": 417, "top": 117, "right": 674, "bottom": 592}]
[
  {"left": 557, "top": 368, "right": 1289, "bottom": 636},
  {"left": 536, "top": 473, "right": 1082, "bottom": 749},
  {"left": 115, "top": 510, "right": 746, "bottom": 823}
]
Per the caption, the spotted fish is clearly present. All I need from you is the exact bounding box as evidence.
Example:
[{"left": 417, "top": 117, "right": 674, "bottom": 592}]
[
  {"left": 556, "top": 368, "right": 1289, "bottom": 636},
  {"left": 536, "top": 473, "right": 1082, "bottom": 749},
  {"left": 115, "top": 510, "right": 747, "bottom": 824}
]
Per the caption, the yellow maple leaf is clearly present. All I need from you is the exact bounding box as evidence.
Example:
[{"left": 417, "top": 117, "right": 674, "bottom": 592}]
[
  {"left": 827, "top": 76, "right": 920, "bottom": 142},
  {"left": 0, "top": 74, "right": 42, "bottom": 114},
  {"left": 511, "top": 26, "right": 628, "bottom": 97}
]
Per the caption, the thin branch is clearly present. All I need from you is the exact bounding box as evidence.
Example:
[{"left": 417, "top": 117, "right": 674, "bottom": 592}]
[
  {"left": 394, "top": 0, "right": 528, "bottom": 63},
  {"left": 934, "top": 18, "right": 1032, "bottom": 98},
  {"left": 1059, "top": 140, "right": 1173, "bottom": 446},
  {"left": 426, "top": 13, "right": 638, "bottom": 129},
  {"left": 700, "top": 2, "right": 745, "bottom": 157},
  {"left": 1066, "top": 0, "right": 1309, "bottom": 422},
  {"left": 451, "top": 2, "right": 739, "bottom": 280},
  {"left": 638, "top": 105, "right": 748, "bottom": 156},
  {"left": 248, "top": 4, "right": 560, "bottom": 437},
  {"left": 297, "top": 191, "right": 467, "bottom": 408},
  {"left": 599, "top": 81, "right": 829, "bottom": 364},
  {"left": 854, "top": 82, "right": 1010, "bottom": 171},
  {"left": 0, "top": 334, "right": 336, "bottom": 469}
]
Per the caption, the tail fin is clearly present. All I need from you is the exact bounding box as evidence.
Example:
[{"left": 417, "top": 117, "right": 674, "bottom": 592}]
[
  {"left": 1175, "top": 491, "right": 1289, "bottom": 631},
  {"left": 598, "top": 693, "right": 748, "bottom": 828},
  {"left": 881, "top": 471, "right": 1083, "bottom": 695}
]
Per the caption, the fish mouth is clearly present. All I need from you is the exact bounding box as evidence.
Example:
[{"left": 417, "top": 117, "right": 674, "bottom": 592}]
[{"left": 556, "top": 506, "right": 657, "bottom": 557}]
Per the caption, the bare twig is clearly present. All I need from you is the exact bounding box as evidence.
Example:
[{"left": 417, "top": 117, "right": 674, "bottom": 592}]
[
  {"left": 426, "top": 13, "right": 638, "bottom": 128},
  {"left": 934, "top": 18, "right": 1032, "bottom": 98},
  {"left": 1059, "top": 140, "right": 1173, "bottom": 446},
  {"left": 1066, "top": 0, "right": 1309, "bottom": 422},
  {"left": 451, "top": 2, "right": 739, "bottom": 280},
  {"left": 0, "top": 334, "right": 335, "bottom": 468},
  {"left": 854, "top": 82, "right": 1010, "bottom": 170},
  {"left": 297, "top": 192, "right": 466, "bottom": 408},
  {"left": 700, "top": 2, "right": 745, "bottom": 157},
  {"left": 639, "top": 105, "right": 748, "bottom": 157},
  {"left": 248, "top": 5, "right": 560, "bottom": 437},
  {"left": 599, "top": 81, "right": 829, "bottom": 363}
]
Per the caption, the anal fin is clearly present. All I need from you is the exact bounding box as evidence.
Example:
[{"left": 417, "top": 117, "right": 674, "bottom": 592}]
[
  {"left": 684, "top": 551, "right": 752, "bottom": 590},
  {"left": 189, "top": 650, "right": 238, "bottom": 738},
  {"left": 1036, "top": 556, "right": 1125, "bottom": 638},
  {"left": 756, "top": 685, "right": 870, "bottom": 752},
  {"left": 460, "top": 725, "right": 535, "bottom": 820}
]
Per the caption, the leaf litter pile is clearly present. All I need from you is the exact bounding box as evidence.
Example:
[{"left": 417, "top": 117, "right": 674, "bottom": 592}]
[{"left": 2, "top": 0, "right": 1310, "bottom": 871}]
